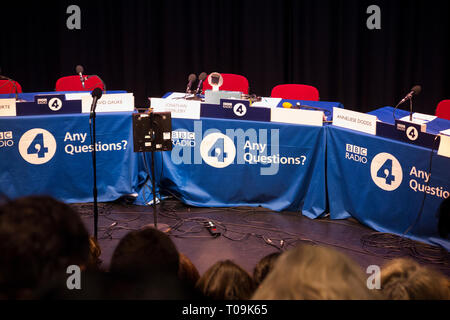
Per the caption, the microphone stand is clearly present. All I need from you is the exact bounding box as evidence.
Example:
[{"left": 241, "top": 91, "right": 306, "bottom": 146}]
[
  {"left": 89, "top": 90, "right": 102, "bottom": 240},
  {"left": 409, "top": 97, "right": 413, "bottom": 122},
  {"left": 91, "top": 111, "right": 98, "bottom": 240},
  {"left": 150, "top": 149, "right": 158, "bottom": 228}
]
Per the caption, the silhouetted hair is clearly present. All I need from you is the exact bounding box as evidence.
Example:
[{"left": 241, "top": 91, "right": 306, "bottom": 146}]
[
  {"left": 381, "top": 258, "right": 450, "bottom": 300},
  {"left": 196, "top": 260, "right": 256, "bottom": 300},
  {"left": 110, "top": 227, "right": 180, "bottom": 276},
  {"left": 0, "top": 195, "right": 90, "bottom": 299},
  {"left": 178, "top": 252, "right": 200, "bottom": 288},
  {"left": 252, "top": 244, "right": 379, "bottom": 300},
  {"left": 253, "top": 252, "right": 281, "bottom": 286}
]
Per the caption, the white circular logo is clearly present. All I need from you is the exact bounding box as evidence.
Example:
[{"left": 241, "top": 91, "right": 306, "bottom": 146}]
[
  {"left": 18, "top": 129, "right": 57, "bottom": 164},
  {"left": 370, "top": 152, "right": 403, "bottom": 191},
  {"left": 200, "top": 133, "right": 236, "bottom": 168},
  {"left": 233, "top": 103, "right": 247, "bottom": 117},
  {"left": 48, "top": 98, "right": 63, "bottom": 111},
  {"left": 406, "top": 126, "right": 419, "bottom": 141}
]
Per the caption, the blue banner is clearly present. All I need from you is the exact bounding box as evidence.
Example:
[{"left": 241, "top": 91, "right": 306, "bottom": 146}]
[
  {"left": 0, "top": 112, "right": 142, "bottom": 203},
  {"left": 327, "top": 125, "right": 450, "bottom": 249},
  {"left": 153, "top": 117, "right": 327, "bottom": 215}
]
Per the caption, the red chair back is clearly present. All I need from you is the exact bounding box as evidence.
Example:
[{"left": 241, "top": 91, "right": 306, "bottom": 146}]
[
  {"left": 55, "top": 75, "right": 105, "bottom": 92},
  {"left": 435, "top": 99, "right": 450, "bottom": 121},
  {"left": 0, "top": 80, "right": 23, "bottom": 94},
  {"left": 271, "top": 84, "right": 319, "bottom": 101},
  {"left": 202, "top": 73, "right": 249, "bottom": 94}
]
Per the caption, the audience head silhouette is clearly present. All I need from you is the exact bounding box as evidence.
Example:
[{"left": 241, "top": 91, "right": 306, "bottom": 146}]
[
  {"left": 253, "top": 252, "right": 281, "bottom": 287},
  {"left": 110, "top": 227, "right": 180, "bottom": 276},
  {"left": 381, "top": 258, "right": 450, "bottom": 300},
  {"left": 196, "top": 259, "right": 256, "bottom": 300},
  {"left": 0, "top": 195, "right": 90, "bottom": 299},
  {"left": 252, "top": 244, "right": 379, "bottom": 300}
]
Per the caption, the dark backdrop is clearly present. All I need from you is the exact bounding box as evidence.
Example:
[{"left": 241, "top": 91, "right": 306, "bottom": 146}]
[{"left": 1, "top": 0, "right": 449, "bottom": 113}]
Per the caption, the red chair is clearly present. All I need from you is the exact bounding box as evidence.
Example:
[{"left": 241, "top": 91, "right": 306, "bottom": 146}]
[
  {"left": 0, "top": 80, "right": 23, "bottom": 94},
  {"left": 271, "top": 84, "right": 319, "bottom": 101},
  {"left": 202, "top": 73, "right": 249, "bottom": 94},
  {"left": 55, "top": 75, "right": 105, "bottom": 92},
  {"left": 435, "top": 99, "right": 450, "bottom": 121}
]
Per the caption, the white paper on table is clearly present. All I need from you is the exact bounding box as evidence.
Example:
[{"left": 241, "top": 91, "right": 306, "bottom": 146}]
[
  {"left": 400, "top": 112, "right": 437, "bottom": 124},
  {"left": 251, "top": 97, "right": 282, "bottom": 108},
  {"left": 439, "top": 128, "right": 450, "bottom": 136}
]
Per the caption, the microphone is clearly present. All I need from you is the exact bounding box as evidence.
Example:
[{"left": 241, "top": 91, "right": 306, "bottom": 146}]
[
  {"left": 195, "top": 72, "right": 207, "bottom": 94},
  {"left": 90, "top": 87, "right": 103, "bottom": 119},
  {"left": 398, "top": 85, "right": 422, "bottom": 105},
  {"left": 186, "top": 73, "right": 197, "bottom": 93},
  {"left": 76, "top": 65, "right": 85, "bottom": 88}
]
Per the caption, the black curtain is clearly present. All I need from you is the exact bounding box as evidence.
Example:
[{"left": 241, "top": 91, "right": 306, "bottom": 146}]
[{"left": 1, "top": 0, "right": 449, "bottom": 114}]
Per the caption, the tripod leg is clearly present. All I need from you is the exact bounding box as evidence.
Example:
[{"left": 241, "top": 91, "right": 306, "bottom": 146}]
[{"left": 151, "top": 150, "right": 157, "bottom": 228}]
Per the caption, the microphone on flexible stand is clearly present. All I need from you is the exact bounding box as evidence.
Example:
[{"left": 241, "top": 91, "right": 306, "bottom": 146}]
[
  {"left": 393, "top": 85, "right": 422, "bottom": 121},
  {"left": 196, "top": 72, "right": 208, "bottom": 95},
  {"left": 89, "top": 86, "right": 103, "bottom": 240},
  {"left": 186, "top": 73, "right": 197, "bottom": 94},
  {"left": 398, "top": 85, "right": 422, "bottom": 105},
  {"left": 90, "top": 87, "right": 103, "bottom": 119},
  {"left": 76, "top": 65, "right": 85, "bottom": 88}
]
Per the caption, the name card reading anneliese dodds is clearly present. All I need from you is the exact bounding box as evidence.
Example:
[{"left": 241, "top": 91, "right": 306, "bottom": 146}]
[{"left": 332, "top": 107, "right": 377, "bottom": 135}]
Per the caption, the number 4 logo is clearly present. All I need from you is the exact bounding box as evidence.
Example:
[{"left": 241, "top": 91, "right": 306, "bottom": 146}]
[
  {"left": 200, "top": 133, "right": 236, "bottom": 168},
  {"left": 376, "top": 159, "right": 395, "bottom": 185},
  {"left": 208, "top": 137, "right": 228, "bottom": 162},
  {"left": 48, "top": 98, "right": 63, "bottom": 111},
  {"left": 406, "top": 126, "right": 419, "bottom": 141},
  {"left": 19, "top": 129, "right": 57, "bottom": 165},
  {"left": 370, "top": 153, "right": 403, "bottom": 191},
  {"left": 27, "top": 133, "right": 49, "bottom": 158},
  {"left": 233, "top": 103, "right": 247, "bottom": 117}
]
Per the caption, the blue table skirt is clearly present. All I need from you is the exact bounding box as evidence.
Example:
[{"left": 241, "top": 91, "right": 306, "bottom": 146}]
[
  {"left": 326, "top": 125, "right": 450, "bottom": 249},
  {"left": 149, "top": 117, "right": 327, "bottom": 216},
  {"left": 0, "top": 112, "right": 143, "bottom": 203}
]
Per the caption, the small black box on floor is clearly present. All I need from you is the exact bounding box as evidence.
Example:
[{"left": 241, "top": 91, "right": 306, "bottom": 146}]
[{"left": 132, "top": 112, "right": 172, "bottom": 152}]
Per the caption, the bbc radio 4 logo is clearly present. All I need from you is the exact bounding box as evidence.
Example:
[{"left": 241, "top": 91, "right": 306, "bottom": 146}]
[
  {"left": 345, "top": 143, "right": 368, "bottom": 163},
  {"left": 0, "top": 131, "right": 14, "bottom": 148},
  {"left": 18, "top": 129, "right": 57, "bottom": 165},
  {"left": 370, "top": 153, "right": 403, "bottom": 191}
]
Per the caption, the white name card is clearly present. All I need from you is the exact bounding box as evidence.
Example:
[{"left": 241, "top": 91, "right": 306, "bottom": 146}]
[
  {"left": 66, "top": 93, "right": 135, "bottom": 113},
  {"left": 151, "top": 98, "right": 201, "bottom": 119},
  {"left": 0, "top": 99, "right": 17, "bottom": 117},
  {"left": 270, "top": 108, "right": 323, "bottom": 126},
  {"left": 400, "top": 112, "right": 436, "bottom": 124},
  {"left": 438, "top": 131, "right": 450, "bottom": 158},
  {"left": 333, "top": 107, "right": 377, "bottom": 135},
  {"left": 399, "top": 113, "right": 430, "bottom": 132}
]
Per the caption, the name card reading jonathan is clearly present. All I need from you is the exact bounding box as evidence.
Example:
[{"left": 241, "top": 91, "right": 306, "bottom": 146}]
[{"left": 150, "top": 97, "right": 201, "bottom": 120}]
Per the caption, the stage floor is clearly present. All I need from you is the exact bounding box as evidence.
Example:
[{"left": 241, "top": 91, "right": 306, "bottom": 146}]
[{"left": 71, "top": 198, "right": 450, "bottom": 277}]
